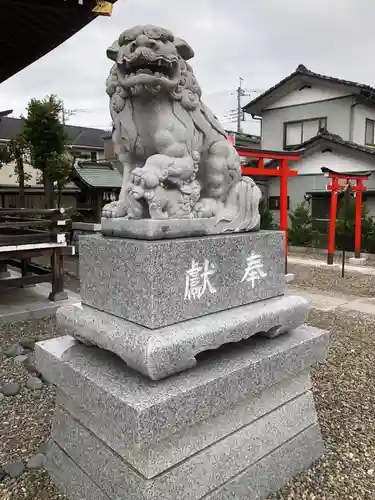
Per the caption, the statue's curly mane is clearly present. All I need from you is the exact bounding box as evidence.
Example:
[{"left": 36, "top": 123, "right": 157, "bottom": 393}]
[
  {"left": 106, "top": 56, "right": 202, "bottom": 113},
  {"left": 106, "top": 54, "right": 227, "bottom": 159}
]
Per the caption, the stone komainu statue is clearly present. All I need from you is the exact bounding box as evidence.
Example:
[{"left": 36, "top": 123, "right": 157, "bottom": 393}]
[{"left": 103, "top": 25, "right": 261, "bottom": 233}]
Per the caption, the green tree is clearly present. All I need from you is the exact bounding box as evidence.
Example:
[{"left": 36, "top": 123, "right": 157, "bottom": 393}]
[
  {"left": 49, "top": 151, "right": 74, "bottom": 208},
  {"left": 288, "top": 202, "right": 314, "bottom": 246},
  {"left": 259, "top": 199, "right": 275, "bottom": 230},
  {"left": 23, "top": 95, "right": 68, "bottom": 208},
  {"left": 0, "top": 134, "right": 31, "bottom": 207}
]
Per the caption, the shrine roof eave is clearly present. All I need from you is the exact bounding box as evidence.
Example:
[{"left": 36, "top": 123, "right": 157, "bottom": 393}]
[
  {"left": 0, "top": 1, "right": 117, "bottom": 84},
  {"left": 73, "top": 160, "right": 122, "bottom": 190}
]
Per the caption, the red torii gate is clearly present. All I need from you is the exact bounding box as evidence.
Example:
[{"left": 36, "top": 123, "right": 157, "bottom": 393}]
[
  {"left": 231, "top": 140, "right": 301, "bottom": 272},
  {"left": 322, "top": 167, "right": 371, "bottom": 265}
]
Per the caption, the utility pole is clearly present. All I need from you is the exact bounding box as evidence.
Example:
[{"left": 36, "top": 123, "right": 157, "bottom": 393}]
[
  {"left": 236, "top": 77, "right": 245, "bottom": 133},
  {"left": 220, "top": 82, "right": 263, "bottom": 129}
]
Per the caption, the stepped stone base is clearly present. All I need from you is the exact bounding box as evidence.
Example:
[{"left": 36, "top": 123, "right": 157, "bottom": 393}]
[
  {"left": 57, "top": 294, "right": 310, "bottom": 380},
  {"left": 35, "top": 324, "right": 329, "bottom": 500}
]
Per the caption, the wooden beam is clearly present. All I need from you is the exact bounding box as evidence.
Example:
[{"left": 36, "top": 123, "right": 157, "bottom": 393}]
[
  {"left": 0, "top": 274, "right": 51, "bottom": 289},
  {"left": 7, "top": 259, "right": 50, "bottom": 276}
]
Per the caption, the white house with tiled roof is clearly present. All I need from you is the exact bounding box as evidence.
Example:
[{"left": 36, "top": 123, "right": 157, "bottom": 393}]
[
  {"left": 243, "top": 64, "right": 375, "bottom": 218},
  {"left": 0, "top": 115, "right": 109, "bottom": 208}
]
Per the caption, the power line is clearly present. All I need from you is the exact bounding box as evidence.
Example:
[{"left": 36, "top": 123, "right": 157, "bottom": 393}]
[
  {"left": 210, "top": 79, "right": 264, "bottom": 133},
  {"left": 61, "top": 107, "right": 91, "bottom": 125},
  {"left": 205, "top": 90, "right": 234, "bottom": 97}
]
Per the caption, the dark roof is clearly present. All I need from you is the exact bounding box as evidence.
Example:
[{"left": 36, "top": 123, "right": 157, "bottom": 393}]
[
  {"left": 0, "top": 116, "right": 108, "bottom": 149},
  {"left": 66, "top": 124, "right": 109, "bottom": 149},
  {"left": 225, "top": 130, "right": 261, "bottom": 150},
  {"left": 266, "top": 129, "right": 375, "bottom": 168},
  {"left": 225, "top": 130, "right": 260, "bottom": 142},
  {"left": 0, "top": 1, "right": 117, "bottom": 84},
  {"left": 297, "top": 129, "right": 375, "bottom": 158},
  {"left": 73, "top": 160, "right": 122, "bottom": 189},
  {"left": 243, "top": 64, "right": 375, "bottom": 116}
]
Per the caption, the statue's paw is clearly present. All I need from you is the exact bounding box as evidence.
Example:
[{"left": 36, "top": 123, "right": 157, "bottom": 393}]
[
  {"left": 193, "top": 198, "right": 220, "bottom": 219},
  {"left": 102, "top": 201, "right": 127, "bottom": 219}
]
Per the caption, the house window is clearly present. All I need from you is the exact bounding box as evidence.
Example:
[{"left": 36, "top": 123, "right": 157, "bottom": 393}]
[
  {"left": 365, "top": 119, "right": 375, "bottom": 146},
  {"left": 90, "top": 151, "right": 98, "bottom": 161},
  {"left": 284, "top": 117, "right": 327, "bottom": 148},
  {"left": 268, "top": 196, "right": 290, "bottom": 210}
]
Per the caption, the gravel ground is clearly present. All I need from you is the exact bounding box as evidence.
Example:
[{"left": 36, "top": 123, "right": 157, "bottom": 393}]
[
  {"left": 0, "top": 303, "right": 374, "bottom": 498},
  {"left": 0, "top": 318, "right": 65, "bottom": 500},
  {"left": 269, "top": 308, "right": 375, "bottom": 500},
  {"left": 288, "top": 262, "right": 375, "bottom": 298}
]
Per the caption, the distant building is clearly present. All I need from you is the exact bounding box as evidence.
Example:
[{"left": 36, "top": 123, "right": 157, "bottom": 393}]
[
  {"left": 243, "top": 64, "right": 375, "bottom": 218},
  {"left": 225, "top": 130, "right": 261, "bottom": 158},
  {"left": 0, "top": 116, "right": 109, "bottom": 209}
]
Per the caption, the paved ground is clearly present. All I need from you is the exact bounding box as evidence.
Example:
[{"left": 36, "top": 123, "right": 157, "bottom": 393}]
[
  {"left": 289, "top": 284, "right": 375, "bottom": 315},
  {"left": 288, "top": 255, "right": 375, "bottom": 276},
  {"left": 0, "top": 276, "right": 79, "bottom": 326}
]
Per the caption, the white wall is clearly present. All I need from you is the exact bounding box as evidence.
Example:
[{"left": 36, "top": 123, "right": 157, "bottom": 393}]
[
  {"left": 352, "top": 103, "right": 375, "bottom": 145},
  {"left": 0, "top": 160, "right": 39, "bottom": 186},
  {"left": 0, "top": 145, "right": 104, "bottom": 187},
  {"left": 261, "top": 96, "right": 354, "bottom": 151},
  {"left": 265, "top": 85, "right": 351, "bottom": 110},
  {"left": 294, "top": 149, "right": 375, "bottom": 175}
]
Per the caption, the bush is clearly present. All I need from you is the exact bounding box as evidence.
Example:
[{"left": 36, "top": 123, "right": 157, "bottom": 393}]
[
  {"left": 288, "top": 202, "right": 317, "bottom": 247},
  {"left": 336, "top": 196, "right": 375, "bottom": 253},
  {"left": 259, "top": 200, "right": 276, "bottom": 230}
]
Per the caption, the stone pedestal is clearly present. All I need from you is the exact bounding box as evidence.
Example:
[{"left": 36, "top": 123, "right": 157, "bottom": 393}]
[
  {"left": 36, "top": 326, "right": 328, "bottom": 500},
  {"left": 348, "top": 257, "right": 367, "bottom": 266},
  {"left": 71, "top": 222, "right": 101, "bottom": 255},
  {"left": 35, "top": 230, "right": 329, "bottom": 500}
]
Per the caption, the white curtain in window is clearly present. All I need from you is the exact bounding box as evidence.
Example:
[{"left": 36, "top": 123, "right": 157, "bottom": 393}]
[
  {"left": 302, "top": 119, "right": 319, "bottom": 142},
  {"left": 285, "top": 122, "right": 302, "bottom": 146}
]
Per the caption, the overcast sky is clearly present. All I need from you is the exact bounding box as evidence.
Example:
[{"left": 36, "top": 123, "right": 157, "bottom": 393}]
[{"left": 1, "top": 0, "right": 375, "bottom": 135}]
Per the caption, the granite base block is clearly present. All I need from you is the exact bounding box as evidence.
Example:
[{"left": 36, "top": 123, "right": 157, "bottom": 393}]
[
  {"left": 51, "top": 391, "right": 318, "bottom": 500},
  {"left": 46, "top": 442, "right": 110, "bottom": 500},
  {"left": 35, "top": 325, "right": 329, "bottom": 478},
  {"left": 46, "top": 424, "right": 324, "bottom": 500},
  {"left": 56, "top": 371, "right": 311, "bottom": 478},
  {"left": 205, "top": 424, "right": 324, "bottom": 500},
  {"left": 56, "top": 294, "right": 310, "bottom": 380},
  {"left": 79, "top": 231, "right": 285, "bottom": 329}
]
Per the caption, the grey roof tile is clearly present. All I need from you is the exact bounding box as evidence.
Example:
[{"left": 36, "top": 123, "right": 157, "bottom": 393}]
[
  {"left": 243, "top": 64, "right": 375, "bottom": 114},
  {"left": 0, "top": 116, "right": 108, "bottom": 149}
]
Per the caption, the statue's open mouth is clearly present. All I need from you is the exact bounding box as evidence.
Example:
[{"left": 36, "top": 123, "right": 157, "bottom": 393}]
[{"left": 121, "top": 56, "right": 179, "bottom": 85}]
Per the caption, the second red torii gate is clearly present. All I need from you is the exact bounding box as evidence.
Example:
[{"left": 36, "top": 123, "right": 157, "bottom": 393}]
[{"left": 322, "top": 167, "right": 371, "bottom": 264}]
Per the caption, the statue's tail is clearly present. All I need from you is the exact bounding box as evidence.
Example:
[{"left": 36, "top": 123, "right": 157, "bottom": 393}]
[{"left": 215, "top": 177, "right": 261, "bottom": 233}]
